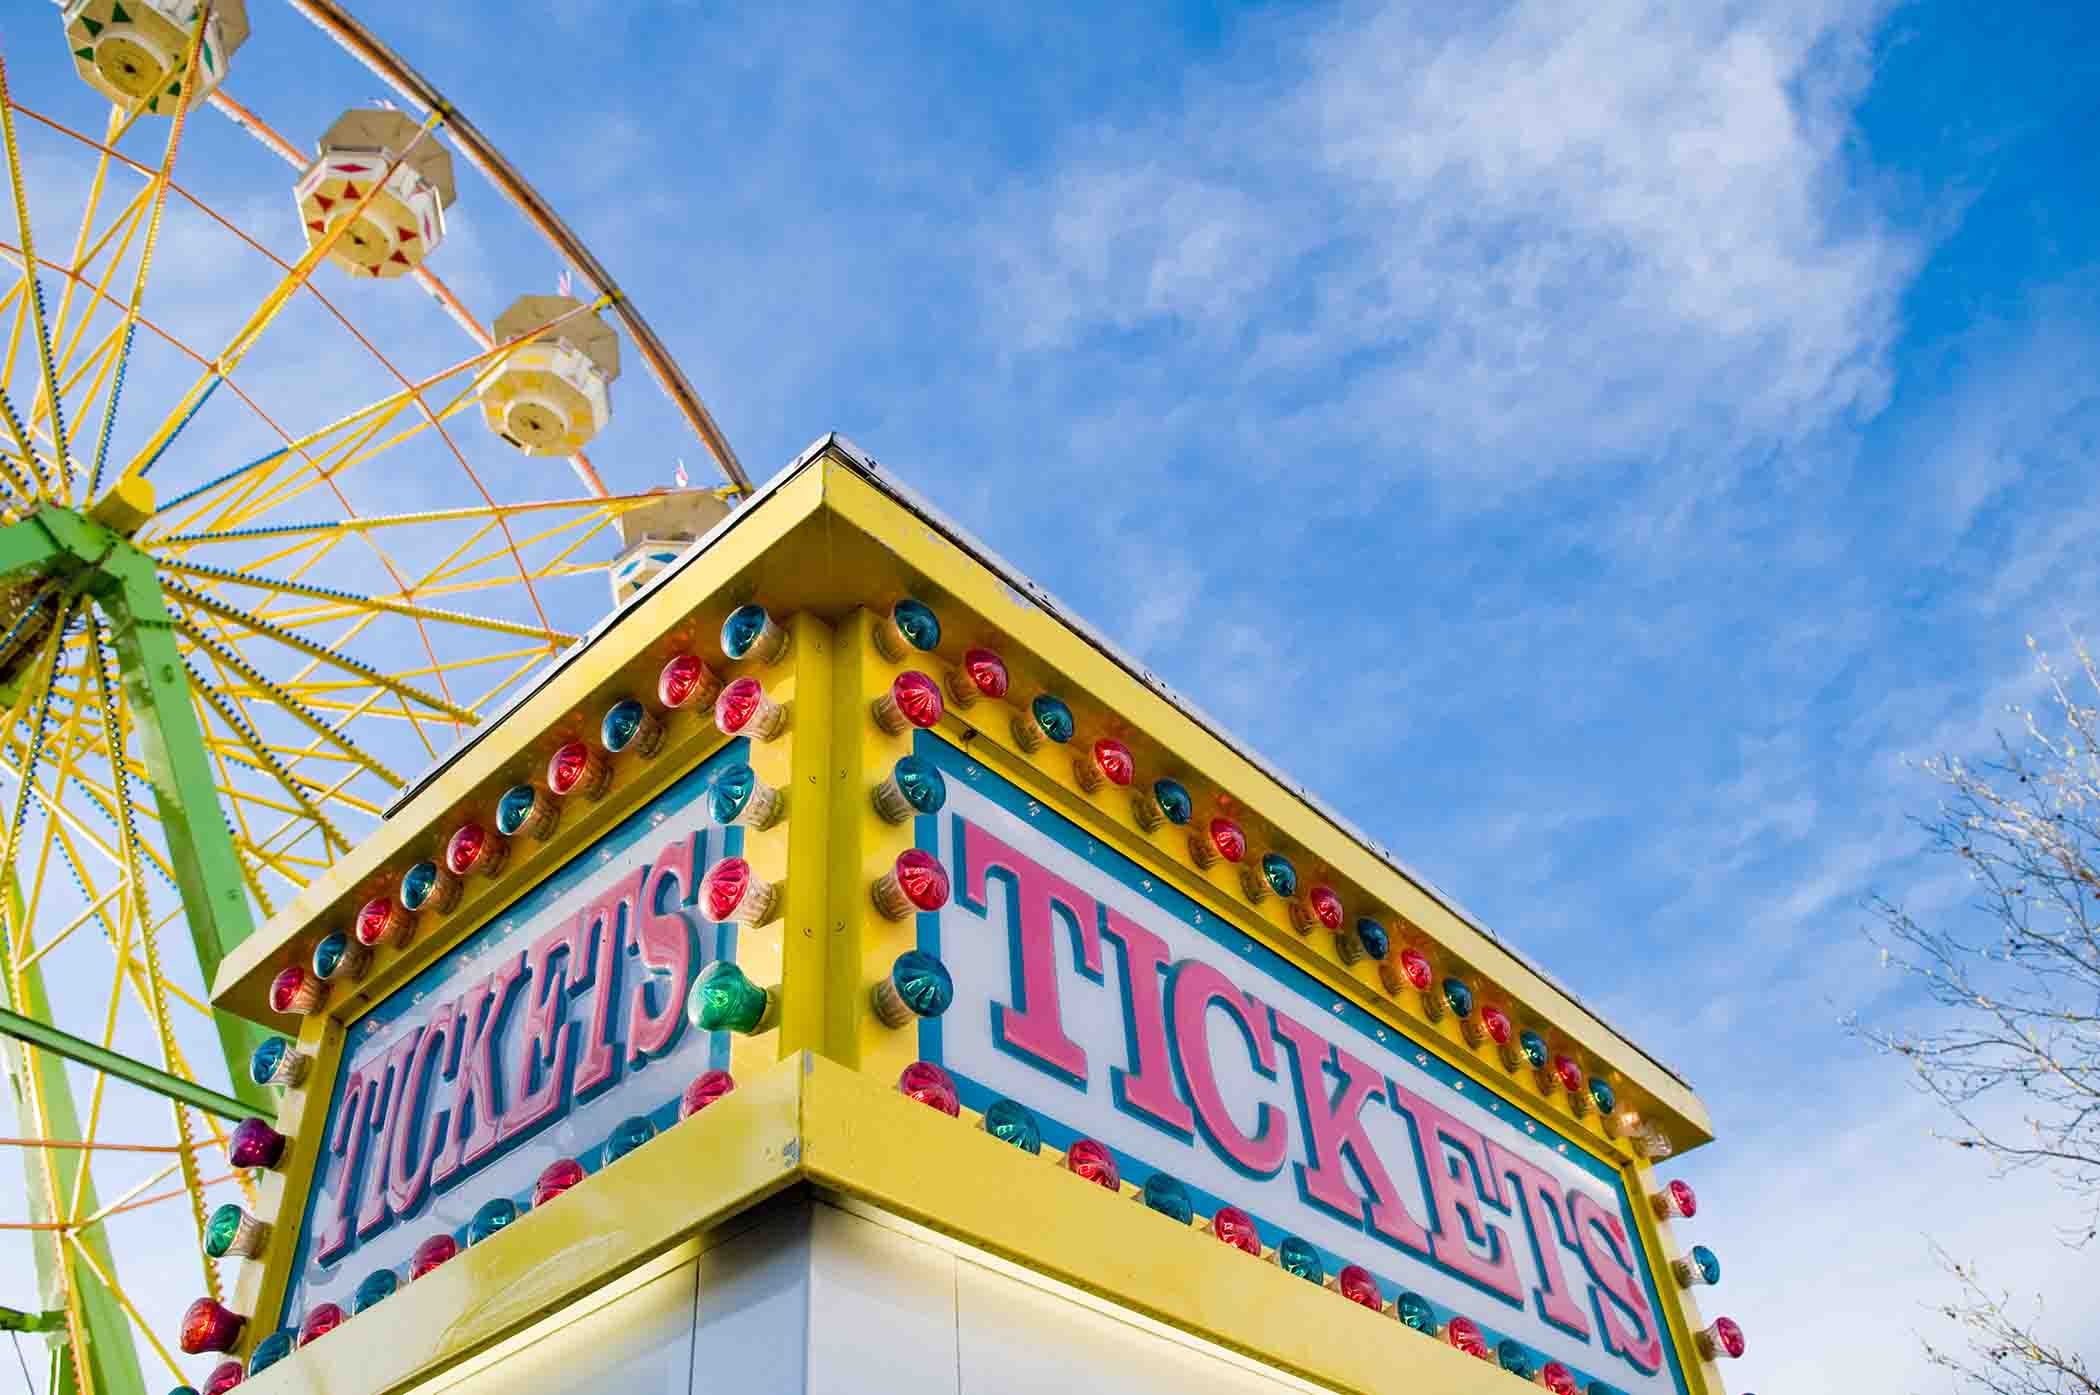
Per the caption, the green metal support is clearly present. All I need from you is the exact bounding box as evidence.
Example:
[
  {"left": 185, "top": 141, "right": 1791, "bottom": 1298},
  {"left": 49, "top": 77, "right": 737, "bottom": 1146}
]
[
  {"left": 2, "top": 868, "right": 146, "bottom": 1395},
  {"left": 0, "top": 498, "right": 283, "bottom": 1395},
  {"left": 10, "top": 505, "right": 273, "bottom": 1115},
  {"left": 0, "top": 1007, "right": 249, "bottom": 1122},
  {"left": 0, "top": 1306, "right": 67, "bottom": 1335}
]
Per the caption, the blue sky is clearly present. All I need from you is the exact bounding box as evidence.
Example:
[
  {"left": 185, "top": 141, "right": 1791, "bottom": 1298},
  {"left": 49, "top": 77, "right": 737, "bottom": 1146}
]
[{"left": 6, "top": 1, "right": 2099, "bottom": 1390}]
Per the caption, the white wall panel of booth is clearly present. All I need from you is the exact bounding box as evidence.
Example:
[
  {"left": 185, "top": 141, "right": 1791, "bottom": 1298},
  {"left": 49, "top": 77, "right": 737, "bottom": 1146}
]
[{"left": 414, "top": 1194, "right": 1328, "bottom": 1395}]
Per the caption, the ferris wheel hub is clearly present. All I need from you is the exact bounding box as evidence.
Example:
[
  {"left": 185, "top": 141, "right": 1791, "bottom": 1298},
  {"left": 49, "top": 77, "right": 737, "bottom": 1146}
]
[
  {"left": 86, "top": 474, "right": 156, "bottom": 538},
  {"left": 93, "top": 30, "right": 172, "bottom": 101}
]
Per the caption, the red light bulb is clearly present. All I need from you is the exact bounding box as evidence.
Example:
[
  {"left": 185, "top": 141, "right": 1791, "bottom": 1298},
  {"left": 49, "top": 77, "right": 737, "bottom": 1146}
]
[
  {"left": 898, "top": 1061, "right": 960, "bottom": 1116},
  {"left": 1336, "top": 1264, "right": 1381, "bottom": 1309},
  {"left": 1063, "top": 1137, "right": 1120, "bottom": 1189},
  {"left": 1190, "top": 817, "right": 1244, "bottom": 868},
  {"left": 1552, "top": 1054, "right": 1588, "bottom": 1111},
  {"left": 1697, "top": 1316, "right": 1745, "bottom": 1360},
  {"left": 1651, "top": 1178, "right": 1697, "bottom": 1220},
  {"left": 704, "top": 857, "right": 750, "bottom": 920},
  {"left": 714, "top": 677, "right": 787, "bottom": 740},
  {"left": 702, "top": 857, "right": 780, "bottom": 926},
  {"left": 1444, "top": 1316, "right": 1489, "bottom": 1360},
  {"left": 180, "top": 1297, "right": 245, "bottom": 1354},
  {"left": 657, "top": 653, "right": 720, "bottom": 710},
  {"left": 872, "top": 671, "right": 944, "bottom": 735},
  {"left": 546, "top": 739, "right": 611, "bottom": 800},
  {"left": 1537, "top": 1361, "right": 1576, "bottom": 1394},
  {"left": 408, "top": 1233, "right": 458, "bottom": 1279},
  {"left": 946, "top": 648, "right": 1010, "bottom": 708},
  {"left": 445, "top": 822, "right": 507, "bottom": 879},
  {"left": 1481, "top": 1004, "right": 1525, "bottom": 1069},
  {"left": 1399, "top": 947, "right": 1435, "bottom": 995},
  {"left": 680, "top": 1069, "right": 737, "bottom": 1118},
  {"left": 298, "top": 1302, "right": 345, "bottom": 1346},
  {"left": 872, "top": 849, "right": 950, "bottom": 919},
  {"left": 1292, "top": 885, "right": 1344, "bottom": 934},
  {"left": 202, "top": 1361, "right": 245, "bottom": 1395},
  {"left": 532, "top": 1158, "right": 586, "bottom": 1206},
  {"left": 268, "top": 965, "right": 322, "bottom": 1016},
  {"left": 355, "top": 896, "right": 406, "bottom": 951},
  {"left": 1075, "top": 737, "right": 1134, "bottom": 792},
  {"left": 1208, "top": 1205, "right": 1260, "bottom": 1254}
]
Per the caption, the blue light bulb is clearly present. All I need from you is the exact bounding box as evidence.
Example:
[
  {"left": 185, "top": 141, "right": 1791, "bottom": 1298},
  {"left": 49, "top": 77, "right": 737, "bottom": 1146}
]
[
  {"left": 400, "top": 861, "right": 438, "bottom": 911},
  {"left": 351, "top": 1268, "right": 397, "bottom": 1313},
  {"left": 469, "top": 1197, "right": 521, "bottom": 1245},
  {"left": 249, "top": 1037, "right": 291, "bottom": 1087},
  {"left": 891, "top": 756, "right": 946, "bottom": 814},
  {"left": 891, "top": 599, "right": 940, "bottom": 651},
  {"left": 709, "top": 764, "right": 758, "bottom": 823},
  {"left": 1140, "top": 1172, "right": 1193, "bottom": 1223},
  {"left": 248, "top": 1332, "right": 294, "bottom": 1376},
  {"left": 983, "top": 1098, "right": 1041, "bottom": 1153},
  {"left": 890, "top": 950, "right": 955, "bottom": 1018},
  {"left": 721, "top": 604, "right": 771, "bottom": 659},
  {"left": 1151, "top": 779, "right": 1192, "bottom": 826},
  {"left": 601, "top": 698, "right": 646, "bottom": 751},
  {"left": 605, "top": 1115, "right": 657, "bottom": 1163},
  {"left": 495, "top": 784, "right": 539, "bottom": 837},
  {"left": 1029, "top": 695, "right": 1074, "bottom": 743}
]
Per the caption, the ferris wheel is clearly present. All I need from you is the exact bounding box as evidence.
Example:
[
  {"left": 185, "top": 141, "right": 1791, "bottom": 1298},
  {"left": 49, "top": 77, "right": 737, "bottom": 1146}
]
[{"left": 0, "top": 4, "right": 747, "bottom": 1391}]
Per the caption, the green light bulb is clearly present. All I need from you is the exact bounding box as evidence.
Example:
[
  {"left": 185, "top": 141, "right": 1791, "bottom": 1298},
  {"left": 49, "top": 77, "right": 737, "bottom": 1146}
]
[
  {"left": 201, "top": 1204, "right": 244, "bottom": 1259},
  {"left": 686, "top": 960, "right": 773, "bottom": 1034}
]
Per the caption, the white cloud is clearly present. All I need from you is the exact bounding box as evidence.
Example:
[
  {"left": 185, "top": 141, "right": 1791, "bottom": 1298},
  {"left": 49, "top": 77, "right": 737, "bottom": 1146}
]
[{"left": 983, "top": 0, "right": 1918, "bottom": 496}]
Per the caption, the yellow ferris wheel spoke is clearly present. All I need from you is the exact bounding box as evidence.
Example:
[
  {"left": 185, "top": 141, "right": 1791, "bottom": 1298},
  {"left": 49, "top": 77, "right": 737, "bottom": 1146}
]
[
  {"left": 17, "top": 882, "right": 127, "bottom": 975},
  {"left": 159, "top": 560, "right": 577, "bottom": 643},
  {"left": 169, "top": 291, "right": 618, "bottom": 541},
  {"left": 63, "top": 1233, "right": 188, "bottom": 1383},
  {"left": 170, "top": 581, "right": 479, "bottom": 722},
  {"left": 0, "top": 54, "right": 79, "bottom": 494},
  {"left": 149, "top": 490, "right": 652, "bottom": 548},
  {"left": 185, "top": 667, "right": 356, "bottom": 852},
  {"left": 45, "top": 166, "right": 150, "bottom": 381},
  {"left": 88, "top": 9, "right": 217, "bottom": 500},
  {"left": 116, "top": 106, "right": 449, "bottom": 486}
]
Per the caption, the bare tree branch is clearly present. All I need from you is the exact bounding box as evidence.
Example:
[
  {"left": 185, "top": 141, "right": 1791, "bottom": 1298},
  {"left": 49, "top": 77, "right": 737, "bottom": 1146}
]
[{"left": 1859, "top": 638, "right": 2100, "bottom": 1392}]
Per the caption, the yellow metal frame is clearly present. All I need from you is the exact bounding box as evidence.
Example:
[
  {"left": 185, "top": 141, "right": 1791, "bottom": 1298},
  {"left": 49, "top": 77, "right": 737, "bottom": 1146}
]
[{"left": 214, "top": 444, "right": 1728, "bottom": 1395}]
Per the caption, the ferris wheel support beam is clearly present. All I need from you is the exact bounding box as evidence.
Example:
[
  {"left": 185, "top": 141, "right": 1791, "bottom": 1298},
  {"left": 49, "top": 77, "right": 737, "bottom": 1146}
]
[
  {"left": 0, "top": 501, "right": 274, "bottom": 1119},
  {"left": 1, "top": 867, "right": 146, "bottom": 1395}
]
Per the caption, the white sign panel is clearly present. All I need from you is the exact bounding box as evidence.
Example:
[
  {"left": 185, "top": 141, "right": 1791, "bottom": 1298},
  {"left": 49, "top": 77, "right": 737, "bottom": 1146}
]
[
  {"left": 913, "top": 732, "right": 1684, "bottom": 1395},
  {"left": 277, "top": 743, "right": 750, "bottom": 1326}
]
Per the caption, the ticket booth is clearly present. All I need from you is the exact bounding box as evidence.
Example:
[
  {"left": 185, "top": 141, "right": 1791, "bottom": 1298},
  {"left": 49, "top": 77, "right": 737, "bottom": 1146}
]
[{"left": 201, "top": 436, "right": 1738, "bottom": 1395}]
